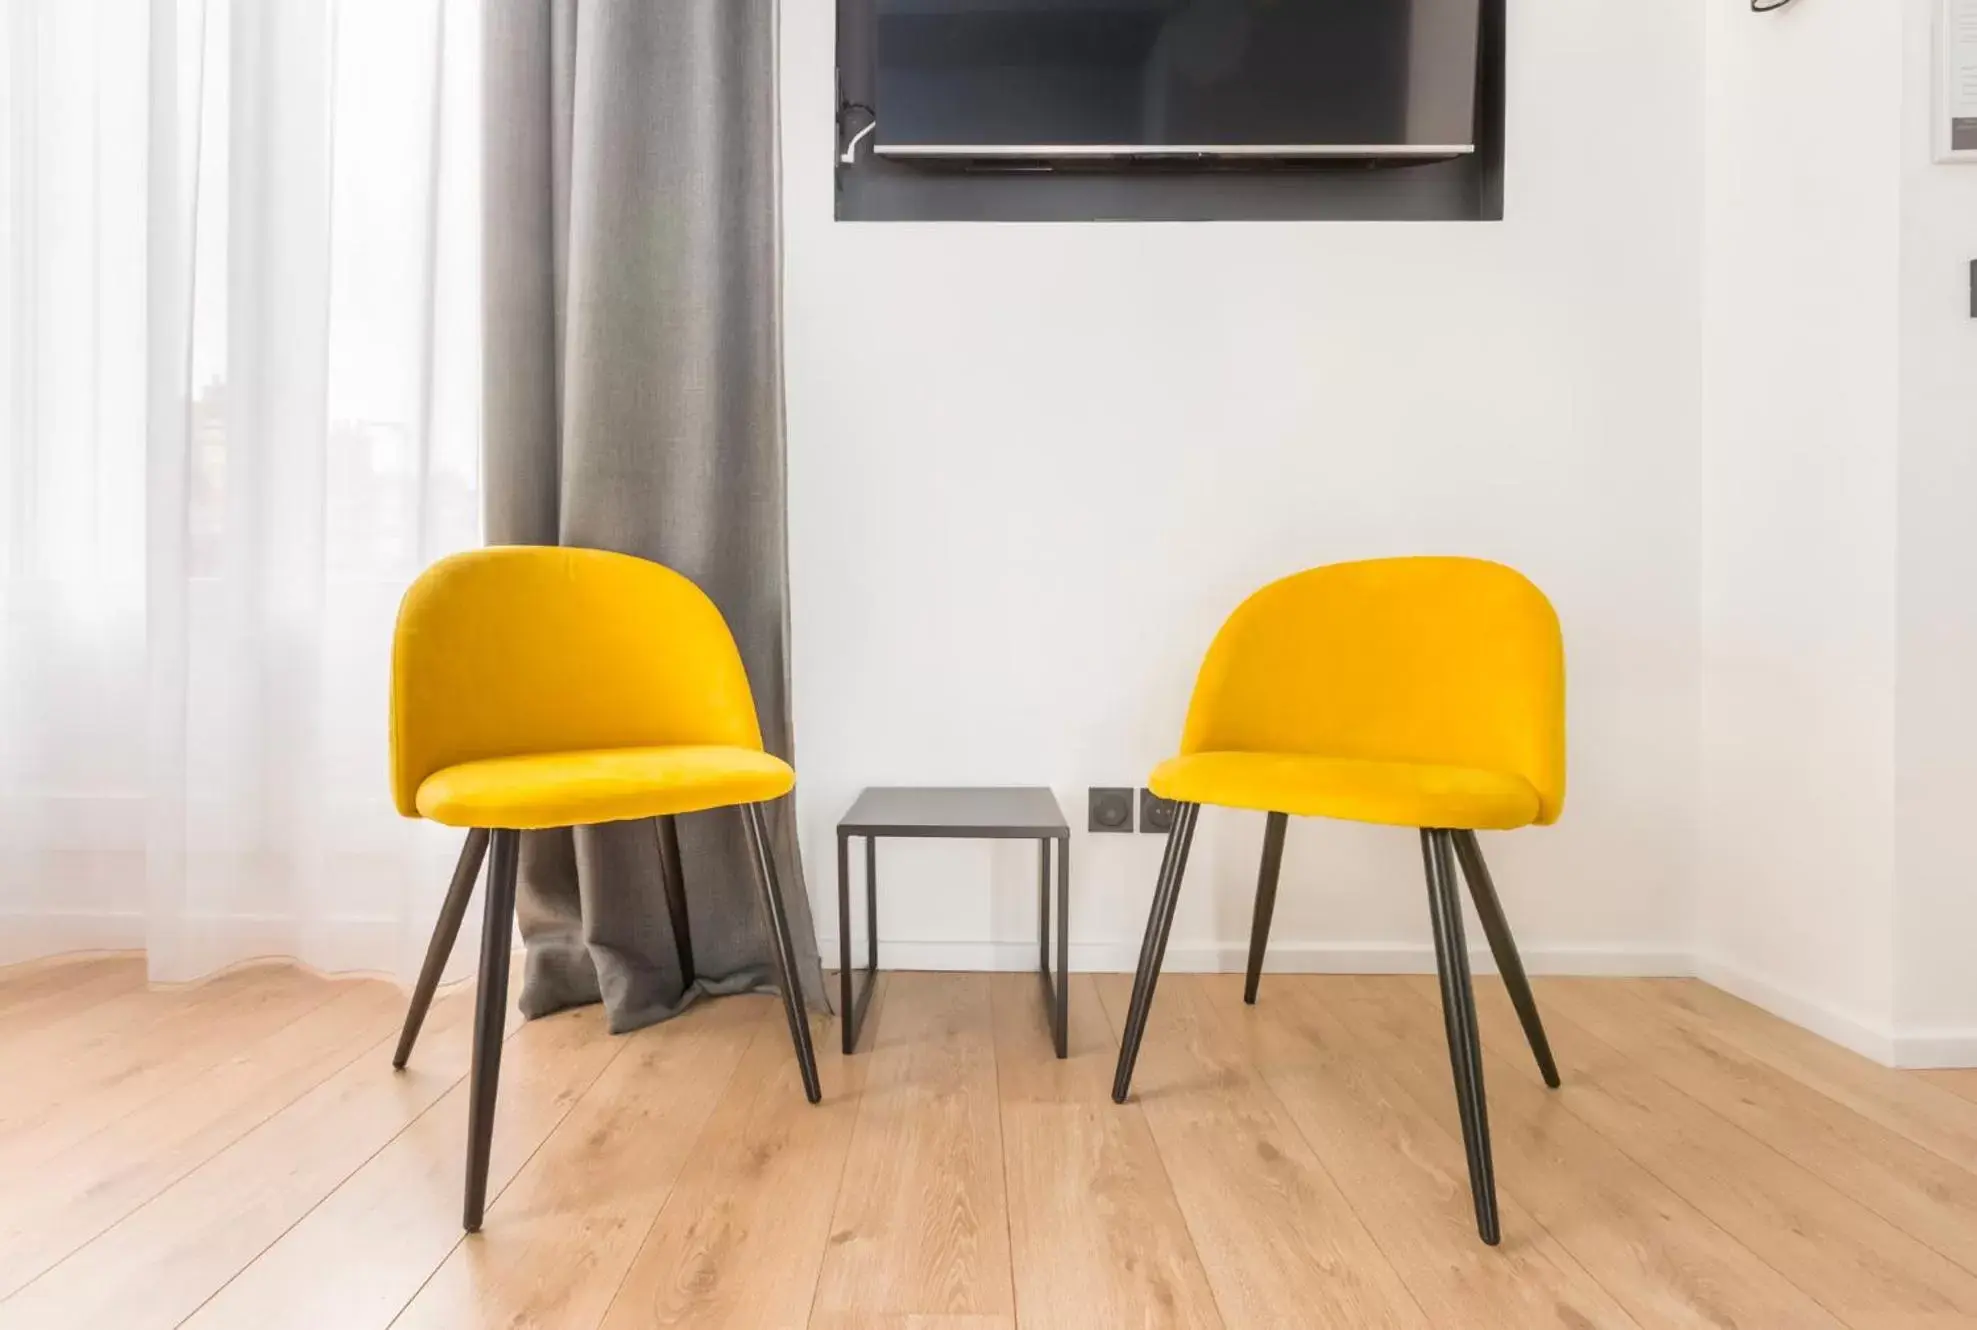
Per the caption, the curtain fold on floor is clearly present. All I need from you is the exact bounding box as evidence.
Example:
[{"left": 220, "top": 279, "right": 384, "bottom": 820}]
[{"left": 482, "top": 0, "right": 824, "bottom": 1031}]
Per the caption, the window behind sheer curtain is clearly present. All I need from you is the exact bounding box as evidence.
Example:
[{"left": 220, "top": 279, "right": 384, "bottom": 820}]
[{"left": 0, "top": 0, "right": 485, "bottom": 979}]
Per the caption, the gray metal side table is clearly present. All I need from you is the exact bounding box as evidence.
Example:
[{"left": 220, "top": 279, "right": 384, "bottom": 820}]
[{"left": 837, "top": 786, "right": 1072, "bottom": 1058}]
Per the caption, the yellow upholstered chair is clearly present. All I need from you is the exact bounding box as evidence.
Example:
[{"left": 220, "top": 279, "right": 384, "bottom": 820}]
[
  {"left": 1110, "top": 556, "right": 1565, "bottom": 1246},
  {"left": 388, "top": 546, "right": 818, "bottom": 1233}
]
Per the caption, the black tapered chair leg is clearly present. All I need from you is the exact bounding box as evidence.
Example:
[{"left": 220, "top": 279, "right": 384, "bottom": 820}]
[
  {"left": 1111, "top": 801, "right": 1200, "bottom": 1104},
  {"left": 394, "top": 827, "right": 489, "bottom": 1070},
  {"left": 1452, "top": 829, "right": 1560, "bottom": 1089},
  {"left": 654, "top": 815, "right": 696, "bottom": 987},
  {"left": 742, "top": 802, "right": 823, "bottom": 1104},
  {"left": 1422, "top": 828, "right": 1499, "bottom": 1245},
  {"left": 463, "top": 827, "right": 519, "bottom": 1234},
  {"left": 1244, "top": 811, "right": 1289, "bottom": 1005}
]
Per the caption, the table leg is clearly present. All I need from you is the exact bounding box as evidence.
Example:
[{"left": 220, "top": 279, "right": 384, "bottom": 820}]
[
  {"left": 838, "top": 830, "right": 852, "bottom": 1053},
  {"left": 1055, "top": 833, "right": 1070, "bottom": 1058},
  {"left": 840, "top": 831, "right": 879, "bottom": 1055},
  {"left": 1035, "top": 837, "right": 1070, "bottom": 1058},
  {"left": 1037, "top": 839, "right": 1050, "bottom": 977}
]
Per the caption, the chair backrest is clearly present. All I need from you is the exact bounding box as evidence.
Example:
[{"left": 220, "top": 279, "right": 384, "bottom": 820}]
[
  {"left": 390, "top": 546, "right": 764, "bottom": 817},
  {"left": 1179, "top": 557, "right": 1566, "bottom": 824}
]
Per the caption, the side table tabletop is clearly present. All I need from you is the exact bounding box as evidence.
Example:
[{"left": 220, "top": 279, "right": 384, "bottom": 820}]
[{"left": 836, "top": 786, "right": 1072, "bottom": 1058}]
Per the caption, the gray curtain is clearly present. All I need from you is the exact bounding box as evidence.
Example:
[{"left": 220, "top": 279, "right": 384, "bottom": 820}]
[{"left": 481, "top": 0, "right": 825, "bottom": 1032}]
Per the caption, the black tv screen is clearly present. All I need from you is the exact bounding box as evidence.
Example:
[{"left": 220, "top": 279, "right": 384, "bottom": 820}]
[{"left": 873, "top": 0, "right": 1482, "bottom": 162}]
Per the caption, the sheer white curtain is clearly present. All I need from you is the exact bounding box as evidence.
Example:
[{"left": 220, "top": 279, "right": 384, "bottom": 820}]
[{"left": 1, "top": 0, "right": 483, "bottom": 980}]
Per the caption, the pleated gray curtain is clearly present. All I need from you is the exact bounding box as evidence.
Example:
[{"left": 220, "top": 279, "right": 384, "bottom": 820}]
[{"left": 481, "top": 0, "right": 825, "bottom": 1032}]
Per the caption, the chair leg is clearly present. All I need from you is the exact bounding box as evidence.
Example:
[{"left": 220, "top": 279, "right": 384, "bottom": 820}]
[
  {"left": 654, "top": 815, "right": 695, "bottom": 987},
  {"left": 1111, "top": 801, "right": 1201, "bottom": 1104},
  {"left": 1422, "top": 827, "right": 1500, "bottom": 1245},
  {"left": 1452, "top": 829, "right": 1560, "bottom": 1089},
  {"left": 1244, "top": 811, "right": 1289, "bottom": 1005},
  {"left": 463, "top": 827, "right": 519, "bottom": 1234},
  {"left": 742, "top": 802, "right": 822, "bottom": 1104},
  {"left": 394, "top": 828, "right": 489, "bottom": 1070}
]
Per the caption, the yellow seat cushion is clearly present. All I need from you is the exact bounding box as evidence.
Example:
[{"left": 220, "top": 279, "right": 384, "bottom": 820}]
[
  {"left": 1148, "top": 750, "right": 1541, "bottom": 831},
  {"left": 414, "top": 745, "right": 795, "bottom": 830}
]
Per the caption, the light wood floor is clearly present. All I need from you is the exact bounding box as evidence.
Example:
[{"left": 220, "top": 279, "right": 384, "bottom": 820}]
[{"left": 5, "top": 959, "right": 1977, "bottom": 1330}]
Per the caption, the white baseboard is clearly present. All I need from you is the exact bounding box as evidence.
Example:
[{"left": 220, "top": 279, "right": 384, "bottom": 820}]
[
  {"left": 818, "top": 937, "right": 1694, "bottom": 978},
  {"left": 1690, "top": 954, "right": 1903, "bottom": 1065},
  {"left": 1691, "top": 956, "right": 1977, "bottom": 1068},
  {"left": 10, "top": 911, "right": 1970, "bottom": 1066},
  {"left": 1888, "top": 1029, "right": 1977, "bottom": 1070}
]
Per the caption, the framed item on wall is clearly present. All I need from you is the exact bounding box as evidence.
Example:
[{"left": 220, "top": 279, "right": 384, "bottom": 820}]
[
  {"left": 1936, "top": 0, "right": 1977, "bottom": 163},
  {"left": 833, "top": 0, "right": 1508, "bottom": 223}
]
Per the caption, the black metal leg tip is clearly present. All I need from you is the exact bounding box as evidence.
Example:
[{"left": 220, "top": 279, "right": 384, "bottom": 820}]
[
  {"left": 1479, "top": 1224, "right": 1501, "bottom": 1247},
  {"left": 1243, "top": 992, "right": 1258, "bottom": 1006},
  {"left": 463, "top": 1212, "right": 483, "bottom": 1235},
  {"left": 804, "top": 1084, "right": 823, "bottom": 1105},
  {"left": 390, "top": 1055, "right": 408, "bottom": 1071},
  {"left": 1542, "top": 1069, "right": 1562, "bottom": 1090},
  {"left": 1110, "top": 1087, "right": 1130, "bottom": 1105}
]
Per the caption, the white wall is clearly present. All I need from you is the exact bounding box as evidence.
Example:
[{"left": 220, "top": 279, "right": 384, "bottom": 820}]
[
  {"left": 781, "top": 1, "right": 1704, "bottom": 976},
  {"left": 1698, "top": 0, "right": 1977, "bottom": 1065},
  {"left": 1895, "top": 0, "right": 1977, "bottom": 1056},
  {"left": 1697, "top": 1, "right": 1904, "bottom": 1048}
]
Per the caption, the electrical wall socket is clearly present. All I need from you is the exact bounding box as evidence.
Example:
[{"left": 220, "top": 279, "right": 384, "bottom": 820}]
[
  {"left": 1139, "top": 789, "right": 1179, "bottom": 834},
  {"left": 1088, "top": 787, "right": 1136, "bottom": 833}
]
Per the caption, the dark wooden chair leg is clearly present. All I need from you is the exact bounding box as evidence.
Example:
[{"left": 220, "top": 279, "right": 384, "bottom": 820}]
[
  {"left": 463, "top": 827, "right": 519, "bottom": 1233},
  {"left": 1422, "top": 827, "right": 1500, "bottom": 1245},
  {"left": 1452, "top": 829, "right": 1560, "bottom": 1088},
  {"left": 394, "top": 827, "right": 488, "bottom": 1070},
  {"left": 743, "top": 802, "right": 822, "bottom": 1103},
  {"left": 1244, "top": 812, "right": 1288, "bottom": 1005},
  {"left": 654, "top": 814, "right": 695, "bottom": 986},
  {"left": 1110, "top": 801, "right": 1200, "bottom": 1104}
]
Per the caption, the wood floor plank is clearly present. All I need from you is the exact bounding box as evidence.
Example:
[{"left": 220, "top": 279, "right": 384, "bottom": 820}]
[
  {"left": 0, "top": 963, "right": 296, "bottom": 1110},
  {"left": 0, "top": 964, "right": 340, "bottom": 1157},
  {"left": 1092, "top": 973, "right": 1430, "bottom": 1330},
  {"left": 1313, "top": 975, "right": 1844, "bottom": 1330},
  {"left": 390, "top": 994, "right": 771, "bottom": 1330},
  {"left": 179, "top": 1001, "right": 621, "bottom": 1330},
  {"left": 1465, "top": 978, "right": 1977, "bottom": 1327},
  {"left": 1198, "top": 976, "right": 1639, "bottom": 1330},
  {"left": 989, "top": 972, "right": 1224, "bottom": 1330},
  {"left": 1653, "top": 980, "right": 1977, "bottom": 1175},
  {"left": 1923, "top": 1071, "right": 1977, "bottom": 1107},
  {"left": 0, "top": 952, "right": 133, "bottom": 996},
  {"left": 0, "top": 977, "right": 403, "bottom": 1297},
  {"left": 0, "top": 956, "right": 145, "bottom": 1035},
  {"left": 1559, "top": 978, "right": 1977, "bottom": 1278},
  {"left": 597, "top": 983, "right": 880, "bottom": 1330},
  {"left": 810, "top": 1316, "right": 1014, "bottom": 1330},
  {"left": 811, "top": 972, "right": 1013, "bottom": 1323},
  {"left": 0, "top": 982, "right": 498, "bottom": 1330},
  {"left": 8, "top": 958, "right": 1977, "bottom": 1330}
]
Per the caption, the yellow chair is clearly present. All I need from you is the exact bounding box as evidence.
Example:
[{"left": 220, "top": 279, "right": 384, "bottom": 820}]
[
  {"left": 387, "top": 546, "right": 819, "bottom": 1233},
  {"left": 1111, "top": 556, "right": 1565, "bottom": 1246}
]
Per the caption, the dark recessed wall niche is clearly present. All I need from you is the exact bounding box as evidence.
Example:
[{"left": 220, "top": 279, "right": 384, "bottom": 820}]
[{"left": 834, "top": 0, "right": 1506, "bottom": 224}]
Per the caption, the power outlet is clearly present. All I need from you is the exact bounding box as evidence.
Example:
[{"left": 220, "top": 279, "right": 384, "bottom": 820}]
[
  {"left": 1088, "top": 787, "right": 1136, "bottom": 833},
  {"left": 1140, "top": 789, "right": 1179, "bottom": 834}
]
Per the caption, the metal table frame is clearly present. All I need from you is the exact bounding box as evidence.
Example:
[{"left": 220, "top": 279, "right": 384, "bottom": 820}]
[{"left": 837, "top": 786, "right": 1072, "bottom": 1058}]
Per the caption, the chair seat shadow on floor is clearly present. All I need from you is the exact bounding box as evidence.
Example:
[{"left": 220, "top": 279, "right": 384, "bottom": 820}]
[
  {"left": 385, "top": 546, "right": 820, "bottom": 1233},
  {"left": 1111, "top": 556, "right": 1566, "bottom": 1246}
]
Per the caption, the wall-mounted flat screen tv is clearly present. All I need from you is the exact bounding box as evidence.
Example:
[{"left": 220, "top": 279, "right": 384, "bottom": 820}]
[{"left": 873, "top": 0, "right": 1483, "bottom": 165}]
